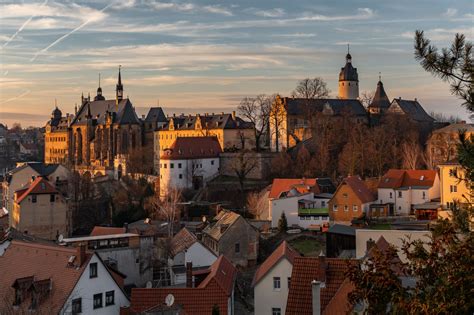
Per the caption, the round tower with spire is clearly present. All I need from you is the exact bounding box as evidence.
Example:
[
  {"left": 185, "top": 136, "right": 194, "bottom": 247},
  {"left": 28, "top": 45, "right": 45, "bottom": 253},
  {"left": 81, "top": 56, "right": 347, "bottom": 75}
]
[{"left": 338, "top": 45, "right": 359, "bottom": 99}]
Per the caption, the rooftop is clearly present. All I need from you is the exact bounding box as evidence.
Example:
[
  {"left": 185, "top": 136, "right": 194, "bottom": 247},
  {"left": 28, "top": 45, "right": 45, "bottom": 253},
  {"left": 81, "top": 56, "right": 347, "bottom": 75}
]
[
  {"left": 160, "top": 136, "right": 222, "bottom": 160},
  {"left": 378, "top": 169, "right": 437, "bottom": 189}
]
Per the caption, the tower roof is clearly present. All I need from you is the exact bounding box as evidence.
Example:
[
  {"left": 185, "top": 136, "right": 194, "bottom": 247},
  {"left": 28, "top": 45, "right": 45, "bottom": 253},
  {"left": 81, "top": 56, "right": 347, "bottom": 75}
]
[
  {"left": 339, "top": 51, "right": 358, "bottom": 82},
  {"left": 369, "top": 79, "right": 391, "bottom": 110}
]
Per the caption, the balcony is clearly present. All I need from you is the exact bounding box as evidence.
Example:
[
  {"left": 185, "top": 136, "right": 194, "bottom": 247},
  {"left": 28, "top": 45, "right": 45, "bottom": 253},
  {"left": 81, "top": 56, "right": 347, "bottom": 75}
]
[{"left": 298, "top": 208, "right": 329, "bottom": 216}]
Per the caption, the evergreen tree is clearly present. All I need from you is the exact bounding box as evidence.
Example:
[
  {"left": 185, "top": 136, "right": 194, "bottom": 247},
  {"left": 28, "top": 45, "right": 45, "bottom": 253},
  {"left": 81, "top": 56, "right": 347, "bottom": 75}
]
[
  {"left": 278, "top": 211, "right": 288, "bottom": 233},
  {"left": 212, "top": 304, "right": 220, "bottom": 315}
]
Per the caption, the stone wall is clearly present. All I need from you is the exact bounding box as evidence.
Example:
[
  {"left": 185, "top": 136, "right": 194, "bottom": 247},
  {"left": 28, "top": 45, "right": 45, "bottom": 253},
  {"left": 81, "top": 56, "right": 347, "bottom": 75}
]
[{"left": 219, "top": 151, "right": 275, "bottom": 180}]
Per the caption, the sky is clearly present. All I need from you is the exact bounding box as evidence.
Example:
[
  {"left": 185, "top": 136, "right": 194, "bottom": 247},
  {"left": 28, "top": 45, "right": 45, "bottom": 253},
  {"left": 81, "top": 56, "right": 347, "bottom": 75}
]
[{"left": 0, "top": 0, "right": 473, "bottom": 127}]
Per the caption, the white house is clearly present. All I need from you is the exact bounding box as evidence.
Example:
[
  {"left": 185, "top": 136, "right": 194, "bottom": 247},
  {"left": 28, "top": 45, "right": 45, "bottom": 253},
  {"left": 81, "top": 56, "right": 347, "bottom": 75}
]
[
  {"left": 0, "top": 240, "right": 129, "bottom": 314},
  {"left": 267, "top": 178, "right": 335, "bottom": 230},
  {"left": 169, "top": 227, "right": 217, "bottom": 285},
  {"left": 253, "top": 241, "right": 300, "bottom": 315},
  {"left": 159, "top": 136, "right": 221, "bottom": 196},
  {"left": 377, "top": 169, "right": 440, "bottom": 215}
]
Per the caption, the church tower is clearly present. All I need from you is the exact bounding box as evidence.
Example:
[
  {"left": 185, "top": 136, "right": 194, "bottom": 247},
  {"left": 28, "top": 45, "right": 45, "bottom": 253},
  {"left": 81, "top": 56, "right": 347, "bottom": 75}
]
[
  {"left": 116, "top": 66, "right": 124, "bottom": 102},
  {"left": 338, "top": 45, "right": 359, "bottom": 99}
]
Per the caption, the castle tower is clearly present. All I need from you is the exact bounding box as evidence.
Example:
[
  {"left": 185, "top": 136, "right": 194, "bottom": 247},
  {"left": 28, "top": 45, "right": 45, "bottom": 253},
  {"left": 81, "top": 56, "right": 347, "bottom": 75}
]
[
  {"left": 338, "top": 45, "right": 359, "bottom": 99},
  {"left": 368, "top": 73, "right": 391, "bottom": 114}
]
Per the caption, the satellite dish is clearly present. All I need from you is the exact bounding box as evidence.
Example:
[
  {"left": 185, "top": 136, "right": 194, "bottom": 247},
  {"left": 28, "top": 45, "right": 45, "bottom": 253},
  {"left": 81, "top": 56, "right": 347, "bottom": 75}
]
[
  {"left": 146, "top": 281, "right": 153, "bottom": 288},
  {"left": 165, "top": 294, "right": 175, "bottom": 307},
  {"left": 58, "top": 234, "right": 64, "bottom": 243},
  {"left": 202, "top": 216, "right": 207, "bottom": 223}
]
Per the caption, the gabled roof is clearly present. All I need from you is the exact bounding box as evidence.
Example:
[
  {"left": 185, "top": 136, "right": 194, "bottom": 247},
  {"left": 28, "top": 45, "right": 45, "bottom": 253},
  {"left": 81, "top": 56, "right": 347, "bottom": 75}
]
[
  {"left": 144, "top": 107, "right": 167, "bottom": 123},
  {"left": 286, "top": 256, "right": 357, "bottom": 315},
  {"left": 162, "top": 113, "right": 253, "bottom": 131},
  {"left": 203, "top": 210, "right": 240, "bottom": 241},
  {"left": 369, "top": 80, "right": 391, "bottom": 110},
  {"left": 431, "top": 122, "right": 474, "bottom": 134},
  {"left": 170, "top": 227, "right": 197, "bottom": 257},
  {"left": 0, "top": 240, "right": 92, "bottom": 313},
  {"left": 282, "top": 98, "right": 367, "bottom": 117},
  {"left": 71, "top": 98, "right": 141, "bottom": 126},
  {"left": 389, "top": 98, "right": 434, "bottom": 123},
  {"left": 15, "top": 177, "right": 58, "bottom": 203},
  {"left": 90, "top": 226, "right": 126, "bottom": 237},
  {"left": 160, "top": 137, "right": 222, "bottom": 160},
  {"left": 378, "top": 169, "right": 437, "bottom": 189},
  {"left": 10, "top": 162, "right": 59, "bottom": 177},
  {"left": 269, "top": 178, "right": 318, "bottom": 199},
  {"left": 337, "top": 176, "right": 376, "bottom": 204},
  {"left": 252, "top": 241, "right": 300, "bottom": 286},
  {"left": 127, "top": 255, "right": 237, "bottom": 314}
]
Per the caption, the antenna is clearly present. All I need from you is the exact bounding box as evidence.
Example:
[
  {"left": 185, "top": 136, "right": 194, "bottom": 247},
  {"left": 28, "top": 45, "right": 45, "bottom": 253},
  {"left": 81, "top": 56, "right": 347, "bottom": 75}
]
[
  {"left": 99, "top": 73, "right": 101, "bottom": 87},
  {"left": 347, "top": 43, "right": 350, "bottom": 54},
  {"left": 379, "top": 72, "right": 381, "bottom": 81}
]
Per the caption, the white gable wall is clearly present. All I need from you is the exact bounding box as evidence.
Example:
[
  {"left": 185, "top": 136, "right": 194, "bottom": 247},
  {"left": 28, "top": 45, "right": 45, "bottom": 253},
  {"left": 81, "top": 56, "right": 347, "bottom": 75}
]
[{"left": 185, "top": 242, "right": 217, "bottom": 268}]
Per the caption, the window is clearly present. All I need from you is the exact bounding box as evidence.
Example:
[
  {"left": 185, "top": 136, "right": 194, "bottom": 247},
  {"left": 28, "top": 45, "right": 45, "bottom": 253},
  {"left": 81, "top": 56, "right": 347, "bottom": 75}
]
[
  {"left": 344, "top": 205, "right": 348, "bottom": 212},
  {"left": 343, "top": 193, "right": 348, "bottom": 199},
  {"left": 235, "top": 243, "right": 240, "bottom": 253},
  {"left": 90, "top": 262, "right": 98, "bottom": 278},
  {"left": 422, "top": 191, "right": 426, "bottom": 199},
  {"left": 72, "top": 298, "right": 82, "bottom": 314},
  {"left": 179, "top": 174, "right": 183, "bottom": 179},
  {"left": 178, "top": 163, "right": 182, "bottom": 168},
  {"left": 32, "top": 195, "right": 37, "bottom": 203},
  {"left": 211, "top": 160, "right": 215, "bottom": 165},
  {"left": 273, "top": 277, "right": 281, "bottom": 290},
  {"left": 170, "top": 163, "right": 174, "bottom": 168},
  {"left": 50, "top": 194, "right": 55, "bottom": 202},
  {"left": 105, "top": 291, "right": 115, "bottom": 306},
  {"left": 389, "top": 192, "right": 393, "bottom": 199},
  {"left": 164, "top": 164, "right": 167, "bottom": 169},
  {"left": 272, "top": 308, "right": 281, "bottom": 315},
  {"left": 353, "top": 205, "right": 358, "bottom": 212},
  {"left": 287, "top": 277, "right": 291, "bottom": 288},
  {"left": 321, "top": 201, "right": 326, "bottom": 207},
  {"left": 333, "top": 204, "right": 338, "bottom": 212},
  {"left": 398, "top": 191, "right": 402, "bottom": 198},
  {"left": 93, "top": 293, "right": 103, "bottom": 309},
  {"left": 450, "top": 185, "right": 457, "bottom": 193}
]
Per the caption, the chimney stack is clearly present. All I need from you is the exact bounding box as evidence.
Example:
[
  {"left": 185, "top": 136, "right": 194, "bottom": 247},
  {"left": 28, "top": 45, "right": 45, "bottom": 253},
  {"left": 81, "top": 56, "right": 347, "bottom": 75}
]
[
  {"left": 186, "top": 262, "right": 193, "bottom": 288},
  {"left": 312, "top": 280, "right": 321, "bottom": 315},
  {"left": 232, "top": 111, "right": 236, "bottom": 120},
  {"left": 78, "top": 243, "right": 86, "bottom": 267},
  {"left": 318, "top": 251, "right": 327, "bottom": 284}
]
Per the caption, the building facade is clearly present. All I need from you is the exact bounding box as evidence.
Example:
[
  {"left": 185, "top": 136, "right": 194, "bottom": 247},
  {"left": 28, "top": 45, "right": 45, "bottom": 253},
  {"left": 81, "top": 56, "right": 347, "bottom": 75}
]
[
  {"left": 427, "top": 122, "right": 474, "bottom": 166},
  {"left": 438, "top": 162, "right": 472, "bottom": 209}
]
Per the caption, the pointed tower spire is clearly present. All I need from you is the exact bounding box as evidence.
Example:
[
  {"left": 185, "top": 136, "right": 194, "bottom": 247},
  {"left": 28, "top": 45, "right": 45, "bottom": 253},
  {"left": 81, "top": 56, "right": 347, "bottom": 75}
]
[
  {"left": 379, "top": 72, "right": 382, "bottom": 82},
  {"left": 116, "top": 65, "right": 123, "bottom": 102},
  {"left": 95, "top": 72, "right": 105, "bottom": 101}
]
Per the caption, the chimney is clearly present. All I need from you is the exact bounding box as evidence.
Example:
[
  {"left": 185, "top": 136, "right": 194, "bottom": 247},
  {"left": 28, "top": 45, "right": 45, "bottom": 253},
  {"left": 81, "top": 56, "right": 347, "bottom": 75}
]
[
  {"left": 124, "top": 222, "right": 129, "bottom": 233},
  {"left": 318, "top": 251, "right": 327, "bottom": 284},
  {"left": 312, "top": 280, "right": 321, "bottom": 315},
  {"left": 186, "top": 262, "right": 193, "bottom": 288},
  {"left": 142, "top": 114, "right": 145, "bottom": 119},
  {"left": 232, "top": 111, "right": 236, "bottom": 120},
  {"left": 77, "top": 243, "right": 86, "bottom": 267},
  {"left": 366, "top": 238, "right": 376, "bottom": 253},
  {"left": 414, "top": 98, "right": 417, "bottom": 102}
]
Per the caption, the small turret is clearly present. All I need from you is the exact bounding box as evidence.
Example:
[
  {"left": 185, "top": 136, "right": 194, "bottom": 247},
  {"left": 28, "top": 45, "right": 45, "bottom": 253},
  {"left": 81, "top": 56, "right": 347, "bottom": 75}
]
[{"left": 94, "top": 73, "right": 105, "bottom": 101}]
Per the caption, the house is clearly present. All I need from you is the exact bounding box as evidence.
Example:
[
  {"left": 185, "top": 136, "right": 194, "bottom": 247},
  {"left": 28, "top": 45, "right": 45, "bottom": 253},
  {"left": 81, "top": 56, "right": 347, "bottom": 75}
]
[
  {"left": 62, "top": 227, "right": 155, "bottom": 288},
  {"left": 377, "top": 169, "right": 440, "bottom": 216},
  {"left": 328, "top": 176, "right": 376, "bottom": 224},
  {"left": 326, "top": 224, "right": 356, "bottom": 258},
  {"left": 19, "top": 142, "right": 39, "bottom": 157},
  {"left": 2, "top": 162, "right": 69, "bottom": 213},
  {"left": 286, "top": 254, "right": 358, "bottom": 315},
  {"left": 169, "top": 227, "right": 217, "bottom": 285},
  {"left": 202, "top": 210, "right": 259, "bottom": 267},
  {"left": 253, "top": 241, "right": 300, "bottom": 315},
  {"left": 427, "top": 122, "right": 474, "bottom": 166},
  {"left": 11, "top": 177, "right": 70, "bottom": 240},
  {"left": 387, "top": 98, "right": 434, "bottom": 138},
  {"left": 438, "top": 161, "right": 473, "bottom": 209},
  {"left": 159, "top": 136, "right": 221, "bottom": 196},
  {"left": 268, "top": 178, "right": 335, "bottom": 229},
  {"left": 0, "top": 240, "right": 129, "bottom": 314},
  {"left": 122, "top": 255, "right": 237, "bottom": 315}
]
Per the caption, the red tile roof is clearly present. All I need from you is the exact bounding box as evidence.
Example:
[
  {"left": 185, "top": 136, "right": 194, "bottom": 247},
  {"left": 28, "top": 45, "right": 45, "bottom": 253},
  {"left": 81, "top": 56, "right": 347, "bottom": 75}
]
[
  {"left": 378, "top": 169, "right": 437, "bottom": 189},
  {"left": 341, "top": 176, "right": 376, "bottom": 204},
  {"left": 286, "top": 256, "right": 357, "bottom": 315},
  {"left": 160, "top": 137, "right": 222, "bottom": 160},
  {"left": 127, "top": 255, "right": 237, "bottom": 315},
  {"left": 0, "top": 240, "right": 92, "bottom": 313},
  {"left": 170, "top": 227, "right": 197, "bottom": 257},
  {"left": 90, "top": 226, "right": 126, "bottom": 236},
  {"left": 269, "top": 178, "right": 318, "bottom": 199},
  {"left": 252, "top": 241, "right": 300, "bottom": 286},
  {"left": 15, "top": 177, "right": 58, "bottom": 203}
]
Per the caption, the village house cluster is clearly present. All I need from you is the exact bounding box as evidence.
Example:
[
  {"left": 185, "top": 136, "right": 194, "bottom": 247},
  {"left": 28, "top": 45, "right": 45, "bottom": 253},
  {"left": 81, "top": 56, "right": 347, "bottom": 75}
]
[{"left": 0, "top": 50, "right": 471, "bottom": 314}]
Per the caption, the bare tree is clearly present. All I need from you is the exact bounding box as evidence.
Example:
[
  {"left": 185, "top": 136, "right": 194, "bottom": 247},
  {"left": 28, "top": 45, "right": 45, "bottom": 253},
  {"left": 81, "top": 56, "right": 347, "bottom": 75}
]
[
  {"left": 246, "top": 190, "right": 268, "bottom": 219},
  {"left": 238, "top": 95, "right": 271, "bottom": 152},
  {"left": 149, "top": 188, "right": 182, "bottom": 237},
  {"left": 291, "top": 77, "right": 330, "bottom": 99},
  {"left": 230, "top": 151, "right": 258, "bottom": 191},
  {"left": 269, "top": 94, "right": 285, "bottom": 152},
  {"left": 360, "top": 90, "right": 375, "bottom": 107},
  {"left": 401, "top": 140, "right": 422, "bottom": 169}
]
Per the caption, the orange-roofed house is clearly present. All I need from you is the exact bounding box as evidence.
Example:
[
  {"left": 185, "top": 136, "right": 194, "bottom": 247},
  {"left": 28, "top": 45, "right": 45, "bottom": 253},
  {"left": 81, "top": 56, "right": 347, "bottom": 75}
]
[
  {"left": 268, "top": 178, "right": 336, "bottom": 229},
  {"left": 285, "top": 255, "right": 358, "bottom": 315},
  {"left": 376, "top": 169, "right": 440, "bottom": 216},
  {"left": 253, "top": 241, "right": 300, "bottom": 315},
  {"left": 12, "top": 177, "right": 70, "bottom": 240},
  {"left": 328, "top": 176, "right": 376, "bottom": 224},
  {"left": 159, "top": 136, "right": 222, "bottom": 196},
  {"left": 122, "top": 255, "right": 237, "bottom": 315},
  {"left": 0, "top": 240, "right": 129, "bottom": 314}
]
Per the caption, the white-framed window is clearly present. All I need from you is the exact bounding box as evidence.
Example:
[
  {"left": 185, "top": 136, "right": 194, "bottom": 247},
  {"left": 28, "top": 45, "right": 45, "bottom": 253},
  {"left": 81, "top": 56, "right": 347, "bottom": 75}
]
[
  {"left": 273, "top": 277, "right": 281, "bottom": 290},
  {"left": 211, "top": 160, "right": 215, "bottom": 165},
  {"left": 353, "top": 205, "right": 358, "bottom": 212},
  {"left": 178, "top": 163, "right": 182, "bottom": 168},
  {"left": 179, "top": 174, "right": 183, "bottom": 179},
  {"left": 422, "top": 191, "right": 426, "bottom": 199},
  {"left": 333, "top": 204, "right": 338, "bottom": 212},
  {"left": 450, "top": 185, "right": 457, "bottom": 193},
  {"left": 321, "top": 201, "right": 326, "bottom": 207},
  {"left": 272, "top": 307, "right": 281, "bottom": 315},
  {"left": 389, "top": 192, "right": 393, "bottom": 199},
  {"left": 344, "top": 205, "right": 348, "bottom": 212},
  {"left": 398, "top": 191, "right": 402, "bottom": 198}
]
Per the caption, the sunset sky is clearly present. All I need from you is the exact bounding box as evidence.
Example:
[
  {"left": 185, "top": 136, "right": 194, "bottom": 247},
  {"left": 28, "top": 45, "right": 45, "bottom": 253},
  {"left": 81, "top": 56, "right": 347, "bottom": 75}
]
[{"left": 0, "top": 0, "right": 473, "bottom": 127}]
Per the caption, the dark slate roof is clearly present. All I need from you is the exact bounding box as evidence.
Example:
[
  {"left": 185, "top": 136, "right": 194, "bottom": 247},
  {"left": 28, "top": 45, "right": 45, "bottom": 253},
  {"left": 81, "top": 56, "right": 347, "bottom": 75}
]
[
  {"left": 144, "top": 107, "right": 167, "bottom": 123},
  {"left": 327, "top": 224, "right": 356, "bottom": 236},
  {"left": 10, "top": 162, "right": 59, "bottom": 177},
  {"left": 162, "top": 113, "right": 253, "bottom": 130},
  {"left": 339, "top": 55, "right": 358, "bottom": 82},
  {"left": 369, "top": 80, "right": 391, "bottom": 110},
  {"left": 71, "top": 98, "right": 141, "bottom": 126},
  {"left": 283, "top": 98, "right": 367, "bottom": 117},
  {"left": 390, "top": 99, "right": 434, "bottom": 123},
  {"left": 316, "top": 178, "right": 337, "bottom": 194}
]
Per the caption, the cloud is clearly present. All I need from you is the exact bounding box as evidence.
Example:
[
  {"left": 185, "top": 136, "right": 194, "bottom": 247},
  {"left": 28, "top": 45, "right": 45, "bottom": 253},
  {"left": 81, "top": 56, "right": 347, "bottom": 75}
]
[
  {"left": 148, "top": 1, "right": 232, "bottom": 15},
  {"left": 273, "top": 33, "right": 317, "bottom": 38},
  {"left": 251, "top": 8, "right": 286, "bottom": 18},
  {"left": 442, "top": 8, "right": 458, "bottom": 17},
  {"left": 401, "top": 28, "right": 473, "bottom": 41},
  {"left": 299, "top": 7, "right": 374, "bottom": 21}
]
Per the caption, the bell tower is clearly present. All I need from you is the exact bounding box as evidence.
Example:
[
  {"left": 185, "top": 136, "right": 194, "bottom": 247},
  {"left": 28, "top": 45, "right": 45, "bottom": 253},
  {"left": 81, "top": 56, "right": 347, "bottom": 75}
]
[{"left": 338, "top": 45, "right": 359, "bottom": 99}]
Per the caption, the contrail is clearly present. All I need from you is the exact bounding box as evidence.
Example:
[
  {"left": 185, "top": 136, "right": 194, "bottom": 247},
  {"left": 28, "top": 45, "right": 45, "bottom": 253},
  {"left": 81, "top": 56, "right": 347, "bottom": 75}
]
[
  {"left": 30, "top": 2, "right": 113, "bottom": 62},
  {"left": 2, "top": 0, "right": 49, "bottom": 48},
  {"left": 0, "top": 90, "right": 31, "bottom": 105}
]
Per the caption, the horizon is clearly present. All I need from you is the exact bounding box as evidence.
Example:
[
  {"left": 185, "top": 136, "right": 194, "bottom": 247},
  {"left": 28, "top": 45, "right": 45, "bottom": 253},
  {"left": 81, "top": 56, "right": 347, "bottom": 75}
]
[{"left": 1, "top": 0, "right": 473, "bottom": 127}]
